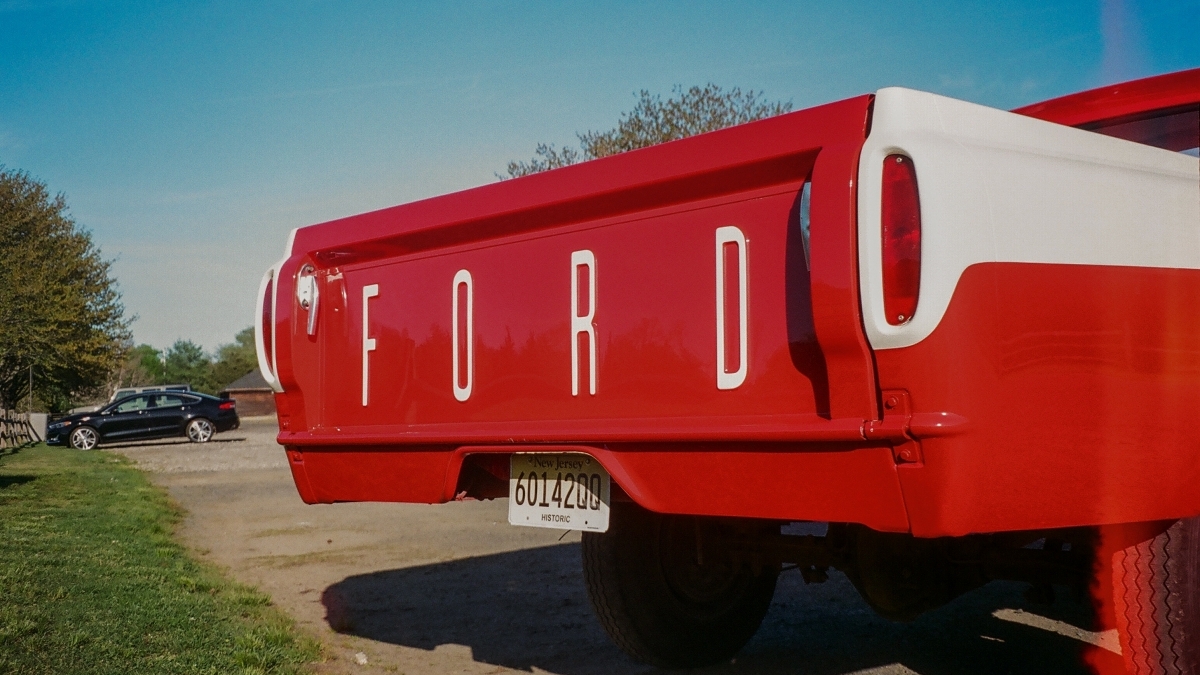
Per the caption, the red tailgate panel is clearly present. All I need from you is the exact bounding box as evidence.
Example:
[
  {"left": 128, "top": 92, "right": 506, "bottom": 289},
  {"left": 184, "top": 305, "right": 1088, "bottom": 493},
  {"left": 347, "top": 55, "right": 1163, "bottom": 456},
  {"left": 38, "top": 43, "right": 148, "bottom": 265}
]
[
  {"left": 269, "top": 95, "right": 911, "bottom": 530},
  {"left": 319, "top": 186, "right": 824, "bottom": 429}
]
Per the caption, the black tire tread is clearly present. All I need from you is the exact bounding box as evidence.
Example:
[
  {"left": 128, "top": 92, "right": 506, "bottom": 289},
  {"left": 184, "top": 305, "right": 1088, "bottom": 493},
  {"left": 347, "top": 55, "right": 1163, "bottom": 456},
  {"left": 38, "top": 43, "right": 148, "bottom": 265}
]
[
  {"left": 580, "top": 504, "right": 777, "bottom": 669},
  {"left": 581, "top": 528, "right": 664, "bottom": 666},
  {"left": 1111, "top": 516, "right": 1199, "bottom": 675}
]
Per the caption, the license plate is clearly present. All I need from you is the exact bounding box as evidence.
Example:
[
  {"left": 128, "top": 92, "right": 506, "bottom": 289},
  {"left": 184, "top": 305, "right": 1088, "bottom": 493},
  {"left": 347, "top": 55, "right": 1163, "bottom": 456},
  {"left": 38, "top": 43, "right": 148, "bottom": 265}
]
[{"left": 508, "top": 454, "right": 610, "bottom": 532}]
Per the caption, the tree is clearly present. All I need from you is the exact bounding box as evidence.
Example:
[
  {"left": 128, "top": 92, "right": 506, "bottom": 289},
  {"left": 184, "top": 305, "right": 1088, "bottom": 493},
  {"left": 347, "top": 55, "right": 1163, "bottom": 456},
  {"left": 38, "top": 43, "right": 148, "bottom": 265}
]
[
  {"left": 129, "top": 344, "right": 167, "bottom": 384},
  {"left": 0, "top": 167, "right": 130, "bottom": 411},
  {"left": 105, "top": 328, "right": 256, "bottom": 398},
  {"left": 106, "top": 343, "right": 164, "bottom": 395},
  {"left": 209, "top": 327, "right": 257, "bottom": 393},
  {"left": 503, "top": 84, "right": 793, "bottom": 178},
  {"left": 162, "top": 340, "right": 213, "bottom": 393}
]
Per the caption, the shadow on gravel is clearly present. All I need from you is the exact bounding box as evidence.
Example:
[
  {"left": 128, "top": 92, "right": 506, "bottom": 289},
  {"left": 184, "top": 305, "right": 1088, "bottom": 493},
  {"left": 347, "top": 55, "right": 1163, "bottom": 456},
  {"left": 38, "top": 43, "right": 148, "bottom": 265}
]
[{"left": 321, "top": 542, "right": 1108, "bottom": 675}]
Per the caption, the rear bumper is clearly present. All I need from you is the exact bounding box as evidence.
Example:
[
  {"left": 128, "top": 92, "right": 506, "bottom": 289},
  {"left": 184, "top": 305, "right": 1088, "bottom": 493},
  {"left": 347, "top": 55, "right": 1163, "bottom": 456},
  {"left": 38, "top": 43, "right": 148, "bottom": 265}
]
[
  {"left": 278, "top": 440, "right": 914, "bottom": 534},
  {"left": 214, "top": 412, "right": 240, "bottom": 433},
  {"left": 279, "top": 427, "right": 1200, "bottom": 539}
]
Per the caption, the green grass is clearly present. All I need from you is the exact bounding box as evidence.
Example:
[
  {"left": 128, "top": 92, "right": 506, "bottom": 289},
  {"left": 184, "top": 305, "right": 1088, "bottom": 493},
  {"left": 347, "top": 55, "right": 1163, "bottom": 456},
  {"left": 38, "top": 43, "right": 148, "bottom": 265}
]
[{"left": 0, "top": 444, "right": 320, "bottom": 674}]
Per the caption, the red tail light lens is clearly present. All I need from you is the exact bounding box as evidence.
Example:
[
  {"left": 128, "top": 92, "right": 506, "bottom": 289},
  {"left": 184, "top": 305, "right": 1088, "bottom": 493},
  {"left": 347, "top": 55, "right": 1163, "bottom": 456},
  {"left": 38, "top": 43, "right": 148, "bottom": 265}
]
[
  {"left": 219, "top": 401, "right": 236, "bottom": 411},
  {"left": 881, "top": 154, "right": 921, "bottom": 325},
  {"left": 261, "top": 277, "right": 274, "bottom": 367}
]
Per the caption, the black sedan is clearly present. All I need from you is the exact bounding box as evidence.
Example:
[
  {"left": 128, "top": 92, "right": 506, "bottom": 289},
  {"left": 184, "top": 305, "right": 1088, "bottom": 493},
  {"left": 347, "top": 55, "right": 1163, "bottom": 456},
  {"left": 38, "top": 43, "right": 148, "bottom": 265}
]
[{"left": 46, "top": 392, "right": 240, "bottom": 449}]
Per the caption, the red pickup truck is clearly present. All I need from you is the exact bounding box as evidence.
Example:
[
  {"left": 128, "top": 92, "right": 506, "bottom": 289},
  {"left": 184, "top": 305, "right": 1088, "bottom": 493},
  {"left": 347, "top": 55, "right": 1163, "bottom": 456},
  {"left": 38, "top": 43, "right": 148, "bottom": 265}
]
[{"left": 257, "top": 69, "right": 1200, "bottom": 673}]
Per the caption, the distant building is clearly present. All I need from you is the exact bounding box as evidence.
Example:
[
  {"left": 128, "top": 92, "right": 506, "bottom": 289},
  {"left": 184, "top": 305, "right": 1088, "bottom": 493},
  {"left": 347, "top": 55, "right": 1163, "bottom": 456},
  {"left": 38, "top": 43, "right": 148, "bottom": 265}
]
[{"left": 219, "top": 370, "right": 276, "bottom": 416}]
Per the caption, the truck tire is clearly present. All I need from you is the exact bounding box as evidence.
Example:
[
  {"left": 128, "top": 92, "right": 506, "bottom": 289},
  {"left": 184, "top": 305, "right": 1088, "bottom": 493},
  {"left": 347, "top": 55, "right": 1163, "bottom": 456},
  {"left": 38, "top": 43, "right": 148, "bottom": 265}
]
[
  {"left": 581, "top": 503, "right": 777, "bottom": 668},
  {"left": 1108, "top": 516, "right": 1200, "bottom": 675}
]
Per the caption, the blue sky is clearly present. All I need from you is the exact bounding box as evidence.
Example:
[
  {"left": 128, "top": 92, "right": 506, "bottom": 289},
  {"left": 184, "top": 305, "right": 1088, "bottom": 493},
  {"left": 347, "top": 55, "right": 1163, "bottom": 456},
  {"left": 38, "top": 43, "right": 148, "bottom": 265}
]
[{"left": 1, "top": 0, "right": 1197, "bottom": 352}]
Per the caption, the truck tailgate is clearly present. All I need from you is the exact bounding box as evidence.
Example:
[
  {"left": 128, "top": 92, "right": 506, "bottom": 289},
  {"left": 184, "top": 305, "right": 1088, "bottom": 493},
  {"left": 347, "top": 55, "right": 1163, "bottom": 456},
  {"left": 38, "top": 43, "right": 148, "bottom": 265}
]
[
  {"left": 266, "top": 95, "right": 879, "bottom": 443},
  {"left": 258, "top": 94, "right": 910, "bottom": 530}
]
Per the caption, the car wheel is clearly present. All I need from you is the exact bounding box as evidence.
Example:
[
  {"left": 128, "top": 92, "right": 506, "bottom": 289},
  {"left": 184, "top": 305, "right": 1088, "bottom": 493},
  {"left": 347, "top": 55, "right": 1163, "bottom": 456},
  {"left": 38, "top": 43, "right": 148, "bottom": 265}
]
[
  {"left": 581, "top": 502, "right": 778, "bottom": 669},
  {"left": 186, "top": 418, "right": 214, "bottom": 443},
  {"left": 1104, "top": 516, "right": 1200, "bottom": 675},
  {"left": 69, "top": 426, "right": 99, "bottom": 450}
]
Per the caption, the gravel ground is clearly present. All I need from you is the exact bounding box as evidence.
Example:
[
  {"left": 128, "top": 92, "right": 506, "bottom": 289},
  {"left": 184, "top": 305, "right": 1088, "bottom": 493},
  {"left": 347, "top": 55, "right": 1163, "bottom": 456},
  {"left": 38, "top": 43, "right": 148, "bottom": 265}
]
[{"left": 108, "top": 417, "right": 1122, "bottom": 675}]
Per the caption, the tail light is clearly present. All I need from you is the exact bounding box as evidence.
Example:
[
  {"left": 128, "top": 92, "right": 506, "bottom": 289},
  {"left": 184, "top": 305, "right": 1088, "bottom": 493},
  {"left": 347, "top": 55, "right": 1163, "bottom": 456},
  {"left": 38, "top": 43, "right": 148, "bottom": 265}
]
[
  {"left": 219, "top": 401, "right": 236, "bottom": 411},
  {"left": 881, "top": 154, "right": 921, "bottom": 325}
]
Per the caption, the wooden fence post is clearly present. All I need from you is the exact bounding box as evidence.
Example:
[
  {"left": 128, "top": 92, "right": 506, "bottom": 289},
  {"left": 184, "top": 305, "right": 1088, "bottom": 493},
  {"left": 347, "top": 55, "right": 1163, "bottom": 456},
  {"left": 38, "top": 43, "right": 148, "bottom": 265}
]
[{"left": 0, "top": 408, "right": 37, "bottom": 450}]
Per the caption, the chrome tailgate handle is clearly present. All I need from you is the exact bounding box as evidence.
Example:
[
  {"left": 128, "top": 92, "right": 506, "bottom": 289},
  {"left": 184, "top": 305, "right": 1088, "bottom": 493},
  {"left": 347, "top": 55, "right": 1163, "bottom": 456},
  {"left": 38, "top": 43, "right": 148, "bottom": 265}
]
[{"left": 297, "top": 265, "right": 320, "bottom": 336}]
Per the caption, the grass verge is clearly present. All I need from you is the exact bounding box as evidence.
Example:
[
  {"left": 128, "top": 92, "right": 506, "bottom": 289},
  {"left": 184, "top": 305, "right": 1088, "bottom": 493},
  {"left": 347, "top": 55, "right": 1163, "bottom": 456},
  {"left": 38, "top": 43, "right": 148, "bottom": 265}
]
[{"left": 0, "top": 444, "right": 320, "bottom": 674}]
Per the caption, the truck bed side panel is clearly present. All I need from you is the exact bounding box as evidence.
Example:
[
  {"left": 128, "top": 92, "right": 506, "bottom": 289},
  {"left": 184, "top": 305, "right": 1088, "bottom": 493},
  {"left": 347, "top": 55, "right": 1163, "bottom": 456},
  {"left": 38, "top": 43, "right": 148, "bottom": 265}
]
[{"left": 860, "top": 88, "right": 1200, "bottom": 535}]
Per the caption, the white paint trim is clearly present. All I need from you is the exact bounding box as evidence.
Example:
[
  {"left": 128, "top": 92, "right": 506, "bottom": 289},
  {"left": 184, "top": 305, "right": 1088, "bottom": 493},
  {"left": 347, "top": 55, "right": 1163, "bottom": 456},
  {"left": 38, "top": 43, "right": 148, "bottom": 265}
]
[
  {"left": 715, "top": 226, "right": 749, "bottom": 390},
  {"left": 254, "top": 268, "right": 278, "bottom": 391},
  {"left": 452, "top": 269, "right": 474, "bottom": 402},
  {"left": 859, "top": 88, "right": 1200, "bottom": 350},
  {"left": 254, "top": 228, "right": 299, "bottom": 393}
]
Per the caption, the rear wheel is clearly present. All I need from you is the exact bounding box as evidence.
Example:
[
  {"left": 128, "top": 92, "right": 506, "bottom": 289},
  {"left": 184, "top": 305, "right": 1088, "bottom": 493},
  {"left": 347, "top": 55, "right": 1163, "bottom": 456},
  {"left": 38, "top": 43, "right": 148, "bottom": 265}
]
[
  {"left": 1107, "top": 516, "right": 1200, "bottom": 675},
  {"left": 68, "top": 426, "right": 98, "bottom": 450},
  {"left": 186, "top": 418, "right": 214, "bottom": 443},
  {"left": 581, "top": 503, "right": 777, "bottom": 668}
]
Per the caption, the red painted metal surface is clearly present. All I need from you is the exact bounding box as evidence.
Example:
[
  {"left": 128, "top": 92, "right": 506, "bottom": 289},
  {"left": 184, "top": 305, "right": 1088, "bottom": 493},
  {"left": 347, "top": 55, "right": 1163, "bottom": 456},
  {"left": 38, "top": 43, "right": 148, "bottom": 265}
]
[
  {"left": 268, "top": 93, "right": 907, "bottom": 529},
  {"left": 1014, "top": 67, "right": 1200, "bottom": 152},
  {"left": 312, "top": 185, "right": 829, "bottom": 430},
  {"left": 1014, "top": 67, "right": 1200, "bottom": 129},
  {"left": 272, "top": 96, "right": 878, "bottom": 436},
  {"left": 274, "top": 96, "right": 881, "bottom": 436},
  {"left": 268, "top": 71, "right": 1200, "bottom": 537},
  {"left": 807, "top": 129, "right": 879, "bottom": 420},
  {"left": 876, "top": 262, "right": 1200, "bottom": 536},
  {"left": 285, "top": 443, "right": 911, "bottom": 532}
]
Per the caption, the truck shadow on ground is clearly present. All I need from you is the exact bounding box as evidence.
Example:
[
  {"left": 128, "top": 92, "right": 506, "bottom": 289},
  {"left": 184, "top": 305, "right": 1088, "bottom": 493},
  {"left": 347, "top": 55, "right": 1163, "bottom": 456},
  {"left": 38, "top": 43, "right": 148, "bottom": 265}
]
[{"left": 321, "top": 542, "right": 1116, "bottom": 675}]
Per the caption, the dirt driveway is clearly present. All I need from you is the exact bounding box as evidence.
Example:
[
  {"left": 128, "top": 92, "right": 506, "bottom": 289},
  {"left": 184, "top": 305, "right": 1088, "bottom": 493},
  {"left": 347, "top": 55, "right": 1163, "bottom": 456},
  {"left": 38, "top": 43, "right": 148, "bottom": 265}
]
[{"left": 108, "top": 416, "right": 1121, "bottom": 675}]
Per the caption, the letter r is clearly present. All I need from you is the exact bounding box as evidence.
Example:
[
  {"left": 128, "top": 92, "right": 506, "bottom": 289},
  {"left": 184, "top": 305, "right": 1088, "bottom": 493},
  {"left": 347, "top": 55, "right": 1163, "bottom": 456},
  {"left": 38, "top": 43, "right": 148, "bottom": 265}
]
[{"left": 571, "top": 250, "right": 596, "bottom": 396}]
